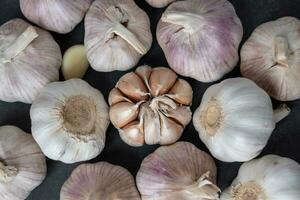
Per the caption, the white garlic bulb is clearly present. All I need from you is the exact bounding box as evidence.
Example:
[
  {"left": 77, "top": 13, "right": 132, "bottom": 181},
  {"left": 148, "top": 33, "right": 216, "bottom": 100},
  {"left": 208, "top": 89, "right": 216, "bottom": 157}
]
[
  {"left": 20, "top": 0, "right": 92, "bottom": 34},
  {"left": 136, "top": 142, "right": 220, "bottom": 199},
  {"left": 0, "top": 18, "right": 61, "bottom": 103},
  {"left": 85, "top": 0, "right": 152, "bottom": 72},
  {"left": 193, "top": 78, "right": 290, "bottom": 162},
  {"left": 109, "top": 65, "right": 193, "bottom": 147},
  {"left": 221, "top": 155, "right": 300, "bottom": 200},
  {"left": 241, "top": 17, "right": 300, "bottom": 101},
  {"left": 157, "top": 0, "right": 243, "bottom": 82},
  {"left": 30, "top": 79, "right": 110, "bottom": 164},
  {"left": 145, "top": 0, "right": 176, "bottom": 8},
  {"left": 60, "top": 162, "right": 141, "bottom": 200},
  {"left": 0, "top": 126, "right": 46, "bottom": 200}
]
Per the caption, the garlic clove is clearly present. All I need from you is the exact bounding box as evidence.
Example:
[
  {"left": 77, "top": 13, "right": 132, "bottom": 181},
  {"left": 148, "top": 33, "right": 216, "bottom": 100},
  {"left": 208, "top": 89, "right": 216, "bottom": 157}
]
[
  {"left": 135, "top": 65, "right": 153, "bottom": 90},
  {"left": 163, "top": 106, "right": 192, "bottom": 127},
  {"left": 119, "top": 121, "right": 144, "bottom": 147},
  {"left": 145, "top": 0, "right": 176, "bottom": 8},
  {"left": 166, "top": 79, "right": 193, "bottom": 105},
  {"left": 108, "top": 88, "right": 132, "bottom": 106}
]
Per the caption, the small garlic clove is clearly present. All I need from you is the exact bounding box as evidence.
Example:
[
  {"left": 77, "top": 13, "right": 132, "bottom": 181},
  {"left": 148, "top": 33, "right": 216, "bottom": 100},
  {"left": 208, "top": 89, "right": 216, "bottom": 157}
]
[
  {"left": 166, "top": 79, "right": 193, "bottom": 105},
  {"left": 119, "top": 121, "right": 144, "bottom": 147},
  {"left": 149, "top": 67, "right": 177, "bottom": 96},
  {"left": 135, "top": 65, "right": 153, "bottom": 89},
  {"left": 163, "top": 106, "right": 192, "bottom": 127},
  {"left": 108, "top": 88, "right": 132, "bottom": 106}
]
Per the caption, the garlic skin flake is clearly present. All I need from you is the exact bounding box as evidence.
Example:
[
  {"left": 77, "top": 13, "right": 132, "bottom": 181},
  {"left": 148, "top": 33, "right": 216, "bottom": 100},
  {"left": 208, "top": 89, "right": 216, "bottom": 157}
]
[
  {"left": 221, "top": 155, "right": 300, "bottom": 200},
  {"left": 60, "top": 162, "right": 140, "bottom": 200},
  {"left": 241, "top": 17, "right": 300, "bottom": 101},
  {"left": 157, "top": 0, "right": 243, "bottom": 82},
  {"left": 30, "top": 79, "right": 110, "bottom": 164},
  {"left": 85, "top": 0, "right": 152, "bottom": 72},
  {"left": 193, "top": 78, "right": 290, "bottom": 162},
  {"left": 0, "top": 18, "right": 61, "bottom": 103},
  {"left": 136, "top": 142, "right": 220, "bottom": 200},
  {"left": 145, "top": 0, "right": 175, "bottom": 8},
  {"left": 109, "top": 65, "right": 193, "bottom": 147},
  {"left": 0, "top": 126, "right": 46, "bottom": 200},
  {"left": 20, "top": 0, "right": 92, "bottom": 34}
]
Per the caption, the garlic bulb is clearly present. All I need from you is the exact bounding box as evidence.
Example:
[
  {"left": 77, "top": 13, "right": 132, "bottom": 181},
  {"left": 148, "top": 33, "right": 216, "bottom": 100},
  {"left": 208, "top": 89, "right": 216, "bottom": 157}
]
[
  {"left": 241, "top": 17, "right": 300, "bottom": 101},
  {"left": 145, "top": 0, "right": 176, "bottom": 8},
  {"left": 20, "top": 0, "right": 92, "bottom": 34},
  {"left": 30, "top": 79, "right": 109, "bottom": 164},
  {"left": 136, "top": 142, "right": 220, "bottom": 199},
  {"left": 0, "top": 18, "right": 61, "bottom": 103},
  {"left": 60, "top": 162, "right": 140, "bottom": 200},
  {"left": 0, "top": 126, "right": 46, "bottom": 200},
  {"left": 85, "top": 0, "right": 152, "bottom": 72},
  {"left": 157, "top": 0, "right": 243, "bottom": 82},
  {"left": 109, "top": 65, "right": 193, "bottom": 147},
  {"left": 193, "top": 78, "right": 290, "bottom": 162},
  {"left": 221, "top": 155, "right": 300, "bottom": 200}
]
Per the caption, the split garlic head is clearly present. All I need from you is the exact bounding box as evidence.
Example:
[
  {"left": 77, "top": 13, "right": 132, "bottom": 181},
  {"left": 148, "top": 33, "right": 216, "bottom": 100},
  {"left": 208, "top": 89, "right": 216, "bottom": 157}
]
[
  {"left": 221, "top": 155, "right": 300, "bottom": 200},
  {"left": 85, "top": 0, "right": 152, "bottom": 72},
  {"left": 136, "top": 142, "right": 220, "bottom": 200},
  {"left": 241, "top": 17, "right": 300, "bottom": 101},
  {"left": 157, "top": 0, "right": 243, "bottom": 82},
  {"left": 145, "top": 0, "right": 175, "bottom": 8},
  {"left": 20, "top": 0, "right": 92, "bottom": 34},
  {"left": 109, "top": 65, "right": 193, "bottom": 147},
  {"left": 0, "top": 18, "right": 61, "bottom": 103},
  {"left": 30, "top": 79, "right": 110, "bottom": 164},
  {"left": 0, "top": 126, "right": 46, "bottom": 200},
  {"left": 60, "top": 162, "right": 140, "bottom": 200}
]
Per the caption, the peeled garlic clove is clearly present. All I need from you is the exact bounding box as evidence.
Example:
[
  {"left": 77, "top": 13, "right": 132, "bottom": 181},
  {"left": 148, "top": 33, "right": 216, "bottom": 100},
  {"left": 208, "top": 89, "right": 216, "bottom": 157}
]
[
  {"left": 30, "top": 79, "right": 110, "bottom": 164},
  {"left": 166, "top": 79, "right": 193, "bottom": 105},
  {"left": 20, "top": 0, "right": 92, "bottom": 34},
  {"left": 108, "top": 88, "right": 132, "bottom": 106},
  {"left": 241, "top": 17, "right": 300, "bottom": 101},
  {"left": 85, "top": 0, "right": 152, "bottom": 72},
  {"left": 145, "top": 0, "right": 176, "bottom": 8},
  {"left": 61, "top": 162, "right": 141, "bottom": 200},
  {"left": 119, "top": 121, "right": 144, "bottom": 147},
  {"left": 0, "top": 126, "right": 46, "bottom": 200},
  {"left": 221, "top": 155, "right": 300, "bottom": 200},
  {"left": 136, "top": 142, "right": 220, "bottom": 199},
  {"left": 0, "top": 18, "right": 61, "bottom": 103},
  {"left": 157, "top": 0, "right": 243, "bottom": 82}
]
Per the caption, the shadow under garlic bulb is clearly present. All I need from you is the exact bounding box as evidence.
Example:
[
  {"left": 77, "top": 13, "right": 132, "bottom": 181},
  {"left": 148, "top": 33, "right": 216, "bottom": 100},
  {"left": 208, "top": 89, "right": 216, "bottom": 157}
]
[
  {"left": 109, "top": 65, "right": 193, "bottom": 147},
  {"left": 30, "top": 79, "right": 110, "bottom": 164},
  {"left": 157, "top": 0, "right": 243, "bottom": 82},
  {"left": 60, "top": 162, "right": 141, "bottom": 200},
  {"left": 20, "top": 0, "right": 93, "bottom": 34},
  {"left": 145, "top": 0, "right": 176, "bottom": 8},
  {"left": 241, "top": 17, "right": 300, "bottom": 101},
  {"left": 0, "top": 18, "right": 61, "bottom": 103},
  {"left": 0, "top": 126, "right": 46, "bottom": 200},
  {"left": 136, "top": 142, "right": 220, "bottom": 200}
]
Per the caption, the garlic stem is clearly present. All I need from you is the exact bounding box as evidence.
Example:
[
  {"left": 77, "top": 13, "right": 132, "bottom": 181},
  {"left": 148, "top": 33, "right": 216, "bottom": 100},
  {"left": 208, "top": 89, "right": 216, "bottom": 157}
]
[
  {"left": 275, "top": 36, "right": 289, "bottom": 67},
  {"left": 274, "top": 104, "right": 290, "bottom": 123},
  {"left": 0, "top": 161, "right": 18, "bottom": 183}
]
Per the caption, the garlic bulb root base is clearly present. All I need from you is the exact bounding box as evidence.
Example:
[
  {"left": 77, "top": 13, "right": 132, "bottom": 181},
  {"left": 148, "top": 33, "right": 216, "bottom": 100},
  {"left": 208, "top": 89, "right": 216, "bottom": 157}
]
[
  {"left": 231, "top": 181, "right": 266, "bottom": 200},
  {"left": 274, "top": 104, "right": 290, "bottom": 123},
  {"left": 0, "top": 161, "right": 18, "bottom": 183},
  {"left": 274, "top": 36, "right": 289, "bottom": 67}
]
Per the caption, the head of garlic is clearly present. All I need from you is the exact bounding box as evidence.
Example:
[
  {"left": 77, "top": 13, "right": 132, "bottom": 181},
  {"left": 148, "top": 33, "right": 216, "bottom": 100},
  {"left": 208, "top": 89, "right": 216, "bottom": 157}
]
[
  {"left": 145, "top": 0, "right": 176, "bottom": 8},
  {"left": 20, "top": 0, "right": 92, "bottom": 34},
  {"left": 193, "top": 78, "right": 290, "bottom": 162},
  {"left": 136, "top": 142, "right": 220, "bottom": 199},
  {"left": 241, "top": 17, "right": 300, "bottom": 101},
  {"left": 109, "top": 65, "right": 193, "bottom": 147},
  {"left": 0, "top": 18, "right": 61, "bottom": 103},
  {"left": 30, "top": 79, "right": 110, "bottom": 164},
  {"left": 60, "top": 162, "right": 140, "bottom": 200},
  {"left": 157, "top": 0, "right": 243, "bottom": 82},
  {"left": 221, "top": 155, "right": 300, "bottom": 200},
  {"left": 0, "top": 126, "right": 46, "bottom": 200},
  {"left": 85, "top": 0, "right": 152, "bottom": 72}
]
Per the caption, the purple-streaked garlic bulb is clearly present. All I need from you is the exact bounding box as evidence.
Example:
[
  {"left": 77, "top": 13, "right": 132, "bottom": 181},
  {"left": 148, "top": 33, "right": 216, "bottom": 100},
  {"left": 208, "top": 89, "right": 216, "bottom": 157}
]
[
  {"left": 0, "top": 126, "right": 46, "bottom": 200},
  {"left": 0, "top": 18, "right": 61, "bottom": 103},
  {"left": 157, "top": 0, "right": 243, "bottom": 82},
  {"left": 136, "top": 142, "right": 220, "bottom": 199},
  {"left": 20, "top": 0, "right": 92, "bottom": 34},
  {"left": 60, "top": 162, "right": 141, "bottom": 200},
  {"left": 109, "top": 65, "right": 193, "bottom": 147},
  {"left": 85, "top": 0, "right": 152, "bottom": 72},
  {"left": 145, "top": 0, "right": 176, "bottom": 8},
  {"left": 241, "top": 17, "right": 300, "bottom": 101}
]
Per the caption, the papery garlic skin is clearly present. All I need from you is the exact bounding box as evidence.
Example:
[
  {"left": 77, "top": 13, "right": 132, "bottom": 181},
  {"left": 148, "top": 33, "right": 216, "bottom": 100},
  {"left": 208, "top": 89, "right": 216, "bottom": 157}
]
[
  {"left": 0, "top": 126, "right": 46, "bottom": 200},
  {"left": 20, "top": 0, "right": 92, "bottom": 34},
  {"left": 157, "top": 0, "right": 243, "bottom": 82},
  {"left": 0, "top": 18, "right": 61, "bottom": 103},
  {"left": 30, "top": 79, "right": 109, "bottom": 164},
  {"left": 241, "top": 17, "right": 300, "bottom": 101},
  {"left": 60, "top": 162, "right": 141, "bottom": 200},
  {"left": 221, "top": 155, "right": 300, "bottom": 200},
  {"left": 85, "top": 0, "right": 152, "bottom": 72},
  {"left": 136, "top": 142, "right": 220, "bottom": 200},
  {"left": 145, "top": 0, "right": 175, "bottom": 8}
]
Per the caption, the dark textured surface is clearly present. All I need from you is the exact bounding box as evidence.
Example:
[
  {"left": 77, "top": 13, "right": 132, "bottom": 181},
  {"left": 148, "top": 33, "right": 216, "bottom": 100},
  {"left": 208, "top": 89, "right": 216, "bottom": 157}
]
[{"left": 0, "top": 0, "right": 300, "bottom": 199}]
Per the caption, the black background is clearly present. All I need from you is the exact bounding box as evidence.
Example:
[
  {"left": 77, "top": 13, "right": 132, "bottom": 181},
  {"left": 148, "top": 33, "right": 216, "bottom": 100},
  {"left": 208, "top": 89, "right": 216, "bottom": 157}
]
[{"left": 0, "top": 0, "right": 300, "bottom": 199}]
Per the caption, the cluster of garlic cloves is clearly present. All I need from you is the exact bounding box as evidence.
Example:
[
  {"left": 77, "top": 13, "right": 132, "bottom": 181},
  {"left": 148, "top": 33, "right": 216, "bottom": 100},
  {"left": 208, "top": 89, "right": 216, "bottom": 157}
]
[
  {"left": 145, "top": 0, "right": 176, "bottom": 8},
  {"left": 109, "top": 65, "right": 193, "bottom": 147}
]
